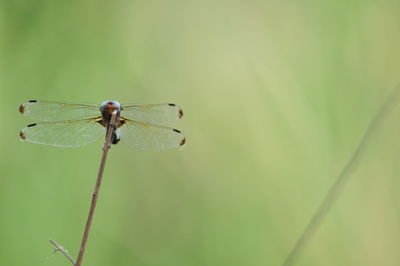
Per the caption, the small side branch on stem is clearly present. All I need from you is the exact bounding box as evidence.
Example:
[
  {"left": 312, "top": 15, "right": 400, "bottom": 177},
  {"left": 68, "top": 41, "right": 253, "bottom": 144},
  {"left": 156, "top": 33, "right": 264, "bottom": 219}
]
[{"left": 49, "top": 239, "right": 76, "bottom": 265}]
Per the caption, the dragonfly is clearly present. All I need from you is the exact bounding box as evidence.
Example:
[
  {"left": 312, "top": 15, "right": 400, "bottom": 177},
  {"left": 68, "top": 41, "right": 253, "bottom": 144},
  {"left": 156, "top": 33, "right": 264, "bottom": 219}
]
[{"left": 19, "top": 100, "right": 185, "bottom": 150}]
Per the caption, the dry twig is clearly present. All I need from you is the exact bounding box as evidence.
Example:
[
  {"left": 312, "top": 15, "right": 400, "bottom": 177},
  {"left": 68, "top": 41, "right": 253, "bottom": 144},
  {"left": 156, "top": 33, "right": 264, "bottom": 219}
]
[
  {"left": 49, "top": 110, "right": 117, "bottom": 265},
  {"left": 74, "top": 110, "right": 117, "bottom": 266}
]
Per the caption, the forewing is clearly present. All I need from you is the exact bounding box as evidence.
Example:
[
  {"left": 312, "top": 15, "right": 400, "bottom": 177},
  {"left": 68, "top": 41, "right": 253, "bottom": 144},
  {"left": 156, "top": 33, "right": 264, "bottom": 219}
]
[
  {"left": 19, "top": 119, "right": 105, "bottom": 148},
  {"left": 121, "top": 103, "right": 183, "bottom": 126},
  {"left": 120, "top": 119, "right": 185, "bottom": 150},
  {"left": 19, "top": 100, "right": 100, "bottom": 122}
]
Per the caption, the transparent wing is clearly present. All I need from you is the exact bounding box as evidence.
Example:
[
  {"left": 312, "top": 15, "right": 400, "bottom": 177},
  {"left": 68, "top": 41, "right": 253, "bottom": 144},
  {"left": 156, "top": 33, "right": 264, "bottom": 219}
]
[
  {"left": 19, "top": 100, "right": 100, "bottom": 122},
  {"left": 121, "top": 103, "right": 183, "bottom": 126},
  {"left": 119, "top": 119, "right": 185, "bottom": 150},
  {"left": 19, "top": 119, "right": 105, "bottom": 148}
]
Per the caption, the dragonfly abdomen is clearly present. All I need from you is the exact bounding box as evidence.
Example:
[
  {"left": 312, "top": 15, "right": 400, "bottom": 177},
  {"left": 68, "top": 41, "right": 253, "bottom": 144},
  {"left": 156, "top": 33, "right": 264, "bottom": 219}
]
[{"left": 111, "top": 128, "right": 121, "bottom": 145}]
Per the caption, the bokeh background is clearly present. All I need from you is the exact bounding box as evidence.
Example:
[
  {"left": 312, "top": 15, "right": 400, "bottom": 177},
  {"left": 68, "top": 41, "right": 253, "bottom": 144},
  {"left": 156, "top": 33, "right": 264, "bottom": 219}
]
[{"left": 1, "top": 1, "right": 400, "bottom": 265}]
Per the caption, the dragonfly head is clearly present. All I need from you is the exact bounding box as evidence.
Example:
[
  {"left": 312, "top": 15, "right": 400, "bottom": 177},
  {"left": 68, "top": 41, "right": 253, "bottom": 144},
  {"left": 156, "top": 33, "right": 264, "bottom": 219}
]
[{"left": 100, "top": 100, "right": 121, "bottom": 116}]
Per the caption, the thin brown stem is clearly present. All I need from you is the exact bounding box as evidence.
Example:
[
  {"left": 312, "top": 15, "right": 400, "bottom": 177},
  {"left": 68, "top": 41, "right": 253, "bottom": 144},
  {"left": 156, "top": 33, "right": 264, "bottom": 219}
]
[
  {"left": 75, "top": 110, "right": 117, "bottom": 266},
  {"left": 49, "top": 239, "right": 76, "bottom": 265}
]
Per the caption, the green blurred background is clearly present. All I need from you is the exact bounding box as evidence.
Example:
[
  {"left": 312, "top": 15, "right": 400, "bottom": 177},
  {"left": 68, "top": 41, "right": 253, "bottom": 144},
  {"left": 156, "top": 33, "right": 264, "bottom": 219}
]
[{"left": 1, "top": 1, "right": 400, "bottom": 265}]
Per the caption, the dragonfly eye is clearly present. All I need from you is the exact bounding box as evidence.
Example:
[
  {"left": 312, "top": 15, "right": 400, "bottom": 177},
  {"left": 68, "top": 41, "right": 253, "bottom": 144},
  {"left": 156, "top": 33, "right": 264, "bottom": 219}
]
[{"left": 100, "top": 100, "right": 121, "bottom": 115}]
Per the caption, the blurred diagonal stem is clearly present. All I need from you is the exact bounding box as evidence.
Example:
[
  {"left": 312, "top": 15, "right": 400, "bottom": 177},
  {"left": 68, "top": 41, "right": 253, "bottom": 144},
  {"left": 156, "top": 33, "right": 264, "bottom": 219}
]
[
  {"left": 282, "top": 85, "right": 400, "bottom": 266},
  {"left": 75, "top": 110, "right": 118, "bottom": 266}
]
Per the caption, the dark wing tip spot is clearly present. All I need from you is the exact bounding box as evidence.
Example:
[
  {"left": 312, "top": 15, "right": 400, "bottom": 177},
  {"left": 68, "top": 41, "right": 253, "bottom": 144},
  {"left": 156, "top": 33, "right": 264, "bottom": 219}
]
[
  {"left": 27, "top": 123, "right": 37, "bottom": 127},
  {"left": 28, "top": 100, "right": 37, "bottom": 103},
  {"left": 19, "top": 104, "right": 25, "bottom": 113},
  {"left": 169, "top": 103, "right": 176, "bottom": 106},
  {"left": 19, "top": 131, "right": 26, "bottom": 140},
  {"left": 173, "top": 128, "right": 181, "bottom": 133},
  {"left": 179, "top": 109, "right": 183, "bottom": 118},
  {"left": 180, "top": 138, "right": 186, "bottom": 146}
]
